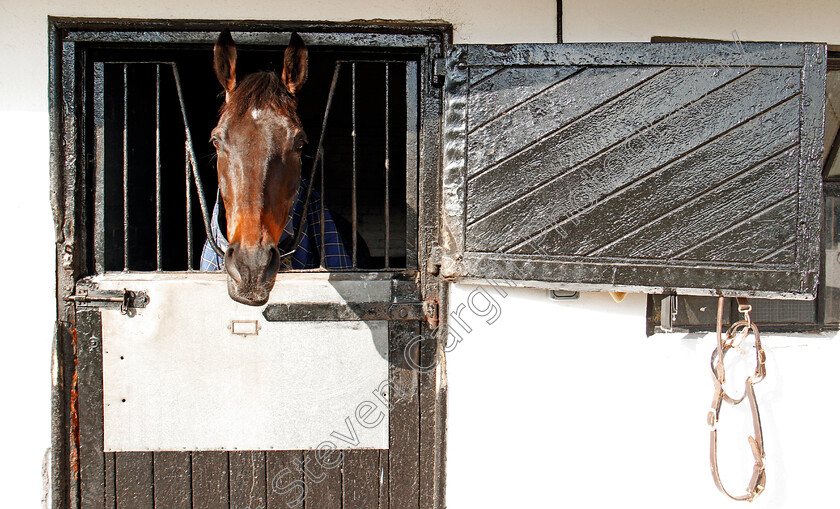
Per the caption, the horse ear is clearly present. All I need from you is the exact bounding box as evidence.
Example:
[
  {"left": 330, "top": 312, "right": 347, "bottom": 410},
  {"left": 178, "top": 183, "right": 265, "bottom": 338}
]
[
  {"left": 214, "top": 29, "right": 237, "bottom": 101},
  {"left": 281, "top": 32, "right": 308, "bottom": 95}
]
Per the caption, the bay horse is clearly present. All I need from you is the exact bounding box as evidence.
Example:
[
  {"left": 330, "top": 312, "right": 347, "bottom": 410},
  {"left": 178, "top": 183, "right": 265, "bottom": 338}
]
[{"left": 211, "top": 29, "right": 309, "bottom": 305}]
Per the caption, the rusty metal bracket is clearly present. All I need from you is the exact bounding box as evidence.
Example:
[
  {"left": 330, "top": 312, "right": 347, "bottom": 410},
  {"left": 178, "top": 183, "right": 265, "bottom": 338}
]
[{"left": 67, "top": 287, "right": 149, "bottom": 315}]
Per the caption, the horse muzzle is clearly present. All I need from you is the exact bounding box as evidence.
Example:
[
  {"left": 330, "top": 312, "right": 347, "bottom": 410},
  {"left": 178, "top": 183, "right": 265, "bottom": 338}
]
[{"left": 224, "top": 242, "right": 281, "bottom": 306}]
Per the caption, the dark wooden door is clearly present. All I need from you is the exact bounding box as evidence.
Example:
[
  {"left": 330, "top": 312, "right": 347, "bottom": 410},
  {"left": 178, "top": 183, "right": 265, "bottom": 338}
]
[
  {"left": 74, "top": 273, "right": 439, "bottom": 509},
  {"left": 440, "top": 42, "right": 826, "bottom": 299}
]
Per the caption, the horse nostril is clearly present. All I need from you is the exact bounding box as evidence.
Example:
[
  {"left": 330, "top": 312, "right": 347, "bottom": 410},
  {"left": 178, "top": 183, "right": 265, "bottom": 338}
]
[
  {"left": 262, "top": 245, "right": 281, "bottom": 284},
  {"left": 224, "top": 244, "right": 242, "bottom": 283}
]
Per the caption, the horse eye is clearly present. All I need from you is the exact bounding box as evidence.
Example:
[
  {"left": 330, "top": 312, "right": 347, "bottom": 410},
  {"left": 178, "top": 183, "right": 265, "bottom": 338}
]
[
  {"left": 294, "top": 133, "right": 307, "bottom": 151},
  {"left": 211, "top": 137, "right": 221, "bottom": 150}
]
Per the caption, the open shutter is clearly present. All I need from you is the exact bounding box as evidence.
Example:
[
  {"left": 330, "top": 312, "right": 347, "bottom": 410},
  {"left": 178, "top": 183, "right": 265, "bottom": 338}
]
[{"left": 440, "top": 42, "right": 826, "bottom": 298}]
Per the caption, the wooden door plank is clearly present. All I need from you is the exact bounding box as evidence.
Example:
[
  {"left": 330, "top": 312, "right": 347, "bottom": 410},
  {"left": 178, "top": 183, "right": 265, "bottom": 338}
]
[
  {"left": 77, "top": 311, "right": 105, "bottom": 509},
  {"left": 115, "top": 452, "right": 154, "bottom": 508},
  {"left": 342, "top": 450, "right": 381, "bottom": 509},
  {"left": 419, "top": 321, "right": 445, "bottom": 509},
  {"left": 303, "top": 450, "right": 342, "bottom": 509},
  {"left": 467, "top": 65, "right": 582, "bottom": 131},
  {"left": 466, "top": 67, "right": 801, "bottom": 252},
  {"left": 515, "top": 99, "right": 799, "bottom": 256},
  {"left": 466, "top": 66, "right": 663, "bottom": 176},
  {"left": 378, "top": 450, "right": 389, "bottom": 509},
  {"left": 230, "top": 451, "right": 267, "bottom": 509},
  {"left": 154, "top": 452, "right": 191, "bottom": 509},
  {"left": 467, "top": 65, "right": 749, "bottom": 223},
  {"left": 267, "top": 451, "right": 304, "bottom": 509},
  {"left": 676, "top": 195, "right": 797, "bottom": 262},
  {"left": 105, "top": 452, "right": 116, "bottom": 509},
  {"left": 191, "top": 451, "right": 229, "bottom": 509},
  {"left": 597, "top": 148, "right": 799, "bottom": 258}
]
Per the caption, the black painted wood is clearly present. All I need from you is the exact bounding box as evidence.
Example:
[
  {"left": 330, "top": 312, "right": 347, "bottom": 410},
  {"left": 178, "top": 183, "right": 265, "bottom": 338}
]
[
  {"left": 468, "top": 67, "right": 802, "bottom": 252},
  {"left": 466, "top": 65, "right": 750, "bottom": 223},
  {"left": 115, "top": 452, "right": 154, "bottom": 508},
  {"left": 191, "top": 451, "right": 230, "bottom": 509},
  {"left": 154, "top": 452, "right": 192, "bottom": 509},
  {"left": 267, "top": 451, "right": 304, "bottom": 509},
  {"left": 389, "top": 279, "right": 421, "bottom": 509},
  {"left": 229, "top": 451, "right": 266, "bottom": 509},
  {"left": 419, "top": 320, "right": 440, "bottom": 509},
  {"left": 442, "top": 42, "right": 826, "bottom": 298},
  {"left": 77, "top": 311, "right": 104, "bottom": 509},
  {"left": 104, "top": 453, "right": 116, "bottom": 509},
  {"left": 517, "top": 102, "right": 800, "bottom": 256},
  {"left": 342, "top": 450, "right": 382, "bottom": 508},
  {"left": 303, "top": 450, "right": 342, "bottom": 508}
]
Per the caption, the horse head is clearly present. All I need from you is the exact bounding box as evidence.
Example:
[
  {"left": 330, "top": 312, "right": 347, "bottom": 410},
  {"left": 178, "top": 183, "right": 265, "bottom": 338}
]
[{"left": 211, "top": 29, "right": 308, "bottom": 305}]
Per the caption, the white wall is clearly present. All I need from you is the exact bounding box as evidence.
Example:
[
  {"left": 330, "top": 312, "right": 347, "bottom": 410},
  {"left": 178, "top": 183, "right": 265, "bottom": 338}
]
[
  {"left": 563, "top": 0, "right": 840, "bottom": 44},
  {"left": 1, "top": 0, "right": 837, "bottom": 507}
]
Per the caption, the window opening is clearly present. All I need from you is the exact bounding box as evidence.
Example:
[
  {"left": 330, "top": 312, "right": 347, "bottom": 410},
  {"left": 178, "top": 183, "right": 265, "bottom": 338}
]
[{"left": 90, "top": 44, "right": 415, "bottom": 273}]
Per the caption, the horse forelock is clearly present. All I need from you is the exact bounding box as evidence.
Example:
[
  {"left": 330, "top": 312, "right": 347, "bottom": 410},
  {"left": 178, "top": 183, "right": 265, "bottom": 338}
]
[{"left": 221, "top": 71, "right": 300, "bottom": 123}]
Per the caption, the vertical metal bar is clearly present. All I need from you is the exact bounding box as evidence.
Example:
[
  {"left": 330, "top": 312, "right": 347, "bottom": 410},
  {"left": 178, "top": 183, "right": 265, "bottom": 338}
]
[
  {"left": 351, "top": 62, "right": 358, "bottom": 268},
  {"left": 93, "top": 62, "right": 106, "bottom": 273},
  {"left": 123, "top": 64, "right": 129, "bottom": 271},
  {"left": 384, "top": 63, "right": 390, "bottom": 269},
  {"left": 319, "top": 149, "right": 326, "bottom": 268},
  {"left": 404, "top": 61, "right": 419, "bottom": 270},
  {"left": 186, "top": 144, "right": 193, "bottom": 269},
  {"left": 155, "top": 64, "right": 162, "bottom": 271},
  {"left": 290, "top": 63, "right": 341, "bottom": 264},
  {"left": 171, "top": 63, "right": 224, "bottom": 258}
]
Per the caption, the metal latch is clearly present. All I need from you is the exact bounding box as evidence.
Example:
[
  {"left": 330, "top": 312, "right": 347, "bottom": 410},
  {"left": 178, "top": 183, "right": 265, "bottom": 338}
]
[{"left": 67, "top": 287, "right": 149, "bottom": 315}]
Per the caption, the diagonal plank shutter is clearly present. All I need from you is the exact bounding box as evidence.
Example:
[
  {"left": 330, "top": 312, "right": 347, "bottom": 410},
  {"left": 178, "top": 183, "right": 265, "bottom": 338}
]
[{"left": 440, "top": 43, "right": 827, "bottom": 298}]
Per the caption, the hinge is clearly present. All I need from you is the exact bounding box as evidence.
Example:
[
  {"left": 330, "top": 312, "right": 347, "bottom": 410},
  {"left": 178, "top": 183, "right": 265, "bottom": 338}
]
[
  {"left": 432, "top": 57, "right": 446, "bottom": 87},
  {"left": 67, "top": 287, "right": 149, "bottom": 315}
]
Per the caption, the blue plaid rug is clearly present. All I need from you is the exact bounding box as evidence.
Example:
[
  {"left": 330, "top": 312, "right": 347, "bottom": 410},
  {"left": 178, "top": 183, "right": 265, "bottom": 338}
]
[{"left": 200, "top": 178, "right": 353, "bottom": 271}]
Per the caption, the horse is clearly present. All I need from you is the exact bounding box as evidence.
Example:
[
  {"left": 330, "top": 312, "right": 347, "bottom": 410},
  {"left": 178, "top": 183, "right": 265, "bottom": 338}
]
[{"left": 210, "top": 29, "right": 312, "bottom": 305}]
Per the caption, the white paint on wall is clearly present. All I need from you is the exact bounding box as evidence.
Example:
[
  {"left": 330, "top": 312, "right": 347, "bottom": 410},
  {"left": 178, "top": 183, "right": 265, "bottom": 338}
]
[
  {"left": 446, "top": 285, "right": 840, "bottom": 508},
  {"left": 563, "top": 0, "right": 840, "bottom": 44}
]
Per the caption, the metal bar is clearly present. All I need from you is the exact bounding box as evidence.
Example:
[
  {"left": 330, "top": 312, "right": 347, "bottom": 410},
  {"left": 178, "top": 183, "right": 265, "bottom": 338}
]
[
  {"left": 263, "top": 302, "right": 427, "bottom": 322},
  {"left": 405, "top": 60, "right": 419, "bottom": 270},
  {"left": 93, "top": 62, "right": 105, "bottom": 273},
  {"left": 170, "top": 63, "right": 224, "bottom": 258},
  {"left": 384, "top": 63, "right": 390, "bottom": 269},
  {"left": 122, "top": 64, "right": 129, "bottom": 271},
  {"left": 285, "top": 63, "right": 342, "bottom": 261},
  {"left": 319, "top": 149, "right": 326, "bottom": 268},
  {"left": 185, "top": 144, "right": 193, "bottom": 269},
  {"left": 155, "top": 64, "right": 162, "bottom": 271},
  {"left": 351, "top": 62, "right": 358, "bottom": 268}
]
